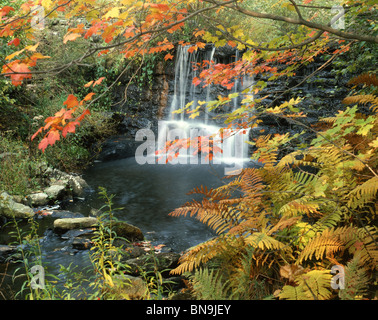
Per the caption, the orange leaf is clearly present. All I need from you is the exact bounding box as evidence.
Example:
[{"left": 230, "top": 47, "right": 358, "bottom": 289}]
[
  {"left": 84, "top": 80, "right": 94, "bottom": 87},
  {"left": 38, "top": 137, "right": 49, "bottom": 153},
  {"left": 83, "top": 92, "right": 95, "bottom": 101},
  {"left": 63, "top": 33, "right": 81, "bottom": 44},
  {"left": 76, "top": 109, "right": 91, "bottom": 122},
  {"left": 196, "top": 42, "right": 206, "bottom": 49},
  {"left": 2, "top": 62, "right": 32, "bottom": 86},
  {"left": 164, "top": 53, "right": 174, "bottom": 61},
  {"left": 25, "top": 43, "right": 39, "bottom": 52},
  {"left": 7, "top": 38, "right": 20, "bottom": 47},
  {"left": 31, "top": 127, "right": 43, "bottom": 141},
  {"left": 93, "top": 77, "right": 105, "bottom": 86},
  {"left": 62, "top": 121, "right": 80, "bottom": 138},
  {"left": 63, "top": 94, "right": 79, "bottom": 109},
  {"left": 0, "top": 6, "right": 15, "bottom": 16},
  {"left": 47, "top": 130, "right": 60, "bottom": 146}
]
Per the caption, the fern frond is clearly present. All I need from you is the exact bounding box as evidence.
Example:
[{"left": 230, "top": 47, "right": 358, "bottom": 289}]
[
  {"left": 267, "top": 216, "right": 302, "bottom": 236},
  {"left": 278, "top": 284, "right": 309, "bottom": 300},
  {"left": 297, "top": 227, "right": 346, "bottom": 264},
  {"left": 343, "top": 94, "right": 378, "bottom": 112},
  {"left": 297, "top": 225, "right": 378, "bottom": 269},
  {"left": 347, "top": 73, "right": 378, "bottom": 87},
  {"left": 239, "top": 168, "right": 264, "bottom": 197},
  {"left": 339, "top": 253, "right": 371, "bottom": 300},
  {"left": 244, "top": 232, "right": 287, "bottom": 251},
  {"left": 347, "top": 176, "right": 378, "bottom": 209},
  {"left": 308, "top": 210, "right": 342, "bottom": 234},
  {"left": 340, "top": 226, "right": 378, "bottom": 270},
  {"left": 189, "top": 267, "right": 232, "bottom": 300},
  {"left": 170, "top": 236, "right": 235, "bottom": 275},
  {"left": 279, "top": 196, "right": 321, "bottom": 217},
  {"left": 279, "top": 270, "right": 332, "bottom": 300},
  {"left": 297, "top": 270, "right": 333, "bottom": 300},
  {"left": 228, "top": 217, "right": 260, "bottom": 235}
]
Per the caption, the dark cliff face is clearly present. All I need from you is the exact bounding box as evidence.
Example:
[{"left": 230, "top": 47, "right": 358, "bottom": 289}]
[{"left": 111, "top": 60, "right": 173, "bottom": 139}]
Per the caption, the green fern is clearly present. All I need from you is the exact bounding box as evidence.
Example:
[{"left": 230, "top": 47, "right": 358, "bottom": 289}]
[
  {"left": 279, "top": 270, "right": 332, "bottom": 300},
  {"left": 189, "top": 268, "right": 232, "bottom": 300}
]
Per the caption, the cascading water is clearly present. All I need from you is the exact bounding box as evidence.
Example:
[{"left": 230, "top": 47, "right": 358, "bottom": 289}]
[{"left": 159, "top": 45, "right": 252, "bottom": 172}]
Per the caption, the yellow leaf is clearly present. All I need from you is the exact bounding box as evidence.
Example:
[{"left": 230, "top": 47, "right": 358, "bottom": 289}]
[
  {"left": 369, "top": 137, "right": 378, "bottom": 148},
  {"left": 104, "top": 7, "right": 120, "bottom": 19},
  {"left": 5, "top": 49, "right": 25, "bottom": 61},
  {"left": 41, "top": 0, "right": 53, "bottom": 10},
  {"left": 30, "top": 52, "right": 50, "bottom": 60},
  {"left": 189, "top": 111, "right": 200, "bottom": 119},
  {"left": 25, "top": 43, "right": 39, "bottom": 52}
]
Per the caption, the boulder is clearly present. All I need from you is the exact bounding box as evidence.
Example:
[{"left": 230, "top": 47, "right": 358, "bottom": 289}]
[
  {"left": 26, "top": 192, "right": 49, "bottom": 206},
  {"left": 53, "top": 217, "right": 98, "bottom": 232},
  {"left": 109, "top": 221, "right": 144, "bottom": 242},
  {"left": 68, "top": 176, "right": 89, "bottom": 197},
  {"left": 0, "top": 192, "right": 34, "bottom": 219},
  {"left": 44, "top": 184, "right": 66, "bottom": 200}
]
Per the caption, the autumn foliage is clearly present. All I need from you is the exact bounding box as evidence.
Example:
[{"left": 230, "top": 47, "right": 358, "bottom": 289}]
[{"left": 0, "top": 0, "right": 377, "bottom": 300}]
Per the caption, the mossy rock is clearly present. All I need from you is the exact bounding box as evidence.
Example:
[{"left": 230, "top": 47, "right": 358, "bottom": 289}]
[{"left": 107, "top": 221, "right": 144, "bottom": 242}]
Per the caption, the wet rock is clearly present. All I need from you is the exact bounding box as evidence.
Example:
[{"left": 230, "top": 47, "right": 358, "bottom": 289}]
[
  {"left": 53, "top": 217, "right": 98, "bottom": 232},
  {"left": 68, "top": 176, "right": 89, "bottom": 197},
  {"left": 109, "top": 221, "right": 144, "bottom": 242},
  {"left": 44, "top": 184, "right": 66, "bottom": 200},
  {"left": 50, "top": 210, "right": 84, "bottom": 219},
  {"left": 0, "top": 192, "right": 35, "bottom": 219},
  {"left": 26, "top": 192, "right": 49, "bottom": 206}
]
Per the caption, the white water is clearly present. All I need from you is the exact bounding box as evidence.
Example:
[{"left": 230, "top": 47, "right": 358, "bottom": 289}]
[{"left": 162, "top": 45, "right": 253, "bottom": 170}]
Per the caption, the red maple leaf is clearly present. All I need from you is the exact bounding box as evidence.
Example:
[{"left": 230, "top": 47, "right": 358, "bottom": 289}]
[
  {"left": 47, "top": 130, "right": 60, "bottom": 146},
  {"left": 2, "top": 61, "right": 32, "bottom": 86},
  {"left": 63, "top": 94, "right": 79, "bottom": 109},
  {"left": 7, "top": 38, "right": 20, "bottom": 47},
  {"left": 62, "top": 121, "right": 80, "bottom": 138}
]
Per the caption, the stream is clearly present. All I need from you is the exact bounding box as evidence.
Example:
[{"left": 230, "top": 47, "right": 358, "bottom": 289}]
[
  {"left": 1, "top": 155, "right": 254, "bottom": 299},
  {"left": 73, "top": 157, "right": 230, "bottom": 252}
]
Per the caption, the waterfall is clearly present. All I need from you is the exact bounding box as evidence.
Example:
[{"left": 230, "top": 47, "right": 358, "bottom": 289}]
[
  {"left": 232, "top": 50, "right": 240, "bottom": 113},
  {"left": 158, "top": 45, "right": 251, "bottom": 174},
  {"left": 169, "top": 45, "right": 198, "bottom": 121},
  {"left": 204, "top": 46, "right": 216, "bottom": 124}
]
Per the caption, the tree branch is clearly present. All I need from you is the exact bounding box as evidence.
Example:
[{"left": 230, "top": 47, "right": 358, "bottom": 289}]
[{"left": 204, "top": 0, "right": 378, "bottom": 44}]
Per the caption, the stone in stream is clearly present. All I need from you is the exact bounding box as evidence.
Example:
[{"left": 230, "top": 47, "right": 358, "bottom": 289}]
[
  {"left": 25, "top": 192, "right": 49, "bottom": 206},
  {"left": 0, "top": 192, "right": 35, "bottom": 219},
  {"left": 53, "top": 217, "right": 99, "bottom": 232},
  {"left": 44, "top": 184, "right": 67, "bottom": 200},
  {"left": 108, "top": 221, "right": 144, "bottom": 242}
]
